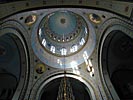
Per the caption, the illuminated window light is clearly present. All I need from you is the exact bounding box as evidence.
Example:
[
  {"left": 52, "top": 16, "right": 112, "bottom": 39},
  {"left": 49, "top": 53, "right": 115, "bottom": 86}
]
[
  {"left": 79, "top": 38, "right": 85, "bottom": 45},
  {"left": 57, "top": 59, "right": 62, "bottom": 66},
  {"left": 90, "top": 72, "right": 94, "bottom": 77},
  {"left": 71, "top": 61, "right": 78, "bottom": 69},
  {"left": 50, "top": 45, "right": 55, "bottom": 53},
  {"left": 85, "top": 27, "right": 88, "bottom": 34},
  {"left": 60, "top": 48, "right": 67, "bottom": 55},
  {"left": 57, "top": 59, "right": 60, "bottom": 64},
  {"left": 39, "top": 28, "right": 42, "bottom": 36},
  {"left": 71, "top": 61, "right": 80, "bottom": 75},
  {"left": 88, "top": 59, "right": 93, "bottom": 67},
  {"left": 92, "top": 67, "right": 94, "bottom": 73},
  {"left": 42, "top": 39, "right": 46, "bottom": 47},
  {"left": 83, "top": 54, "right": 88, "bottom": 65},
  {"left": 87, "top": 65, "right": 91, "bottom": 72},
  {"left": 83, "top": 51, "right": 89, "bottom": 59},
  {"left": 84, "top": 58, "right": 88, "bottom": 65},
  {"left": 83, "top": 51, "right": 89, "bottom": 65},
  {"left": 70, "top": 45, "right": 78, "bottom": 53}
]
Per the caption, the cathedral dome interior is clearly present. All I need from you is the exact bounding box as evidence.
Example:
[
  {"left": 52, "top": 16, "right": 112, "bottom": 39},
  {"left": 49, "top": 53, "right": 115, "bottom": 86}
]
[{"left": 0, "top": 0, "right": 133, "bottom": 100}]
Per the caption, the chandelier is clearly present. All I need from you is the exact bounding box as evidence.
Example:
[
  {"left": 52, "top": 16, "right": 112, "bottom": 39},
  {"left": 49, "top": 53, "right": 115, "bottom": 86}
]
[{"left": 57, "top": 76, "right": 75, "bottom": 100}]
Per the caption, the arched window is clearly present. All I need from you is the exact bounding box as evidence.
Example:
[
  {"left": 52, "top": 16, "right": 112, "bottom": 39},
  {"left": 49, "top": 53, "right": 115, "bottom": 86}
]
[
  {"left": 60, "top": 48, "right": 67, "bottom": 55},
  {"left": 70, "top": 45, "right": 78, "bottom": 53}
]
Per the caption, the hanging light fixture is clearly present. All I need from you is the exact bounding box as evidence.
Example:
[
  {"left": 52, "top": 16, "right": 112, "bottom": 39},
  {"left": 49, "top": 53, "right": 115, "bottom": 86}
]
[{"left": 57, "top": 76, "right": 75, "bottom": 100}]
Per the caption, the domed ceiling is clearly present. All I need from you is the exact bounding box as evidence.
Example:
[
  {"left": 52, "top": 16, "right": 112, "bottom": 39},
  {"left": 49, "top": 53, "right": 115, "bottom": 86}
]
[
  {"left": 32, "top": 10, "right": 96, "bottom": 68},
  {"left": 38, "top": 11, "right": 89, "bottom": 56}
]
